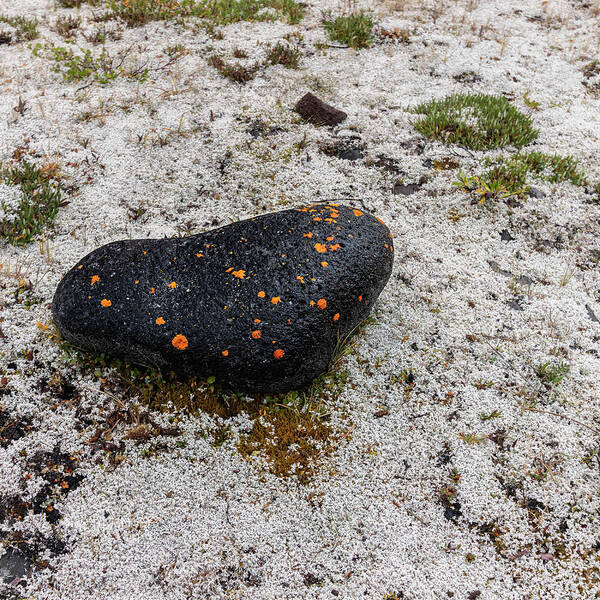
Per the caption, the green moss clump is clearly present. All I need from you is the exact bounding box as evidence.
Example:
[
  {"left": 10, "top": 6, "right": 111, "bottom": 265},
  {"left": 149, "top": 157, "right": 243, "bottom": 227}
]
[
  {"left": 323, "top": 12, "right": 374, "bottom": 49},
  {"left": 412, "top": 93, "right": 539, "bottom": 150},
  {"left": 1, "top": 160, "right": 63, "bottom": 246}
]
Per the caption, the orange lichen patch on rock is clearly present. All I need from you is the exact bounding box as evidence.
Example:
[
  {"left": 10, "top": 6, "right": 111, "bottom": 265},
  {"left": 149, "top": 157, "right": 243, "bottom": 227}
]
[
  {"left": 251, "top": 330, "right": 261, "bottom": 339},
  {"left": 150, "top": 287, "right": 155, "bottom": 294},
  {"left": 310, "top": 300, "right": 315, "bottom": 307},
  {"left": 353, "top": 209, "right": 364, "bottom": 217},
  {"left": 333, "top": 313, "right": 340, "bottom": 321},
  {"left": 222, "top": 349, "right": 229, "bottom": 357},
  {"left": 329, "top": 244, "right": 341, "bottom": 251},
  {"left": 100, "top": 299, "right": 112, "bottom": 307},
  {"left": 314, "top": 243, "right": 327, "bottom": 253},
  {"left": 324, "top": 218, "right": 337, "bottom": 224},
  {"left": 172, "top": 334, "right": 188, "bottom": 350},
  {"left": 273, "top": 349, "right": 285, "bottom": 359},
  {"left": 303, "top": 232, "right": 313, "bottom": 238},
  {"left": 77, "top": 265, "right": 83, "bottom": 269},
  {"left": 168, "top": 281, "right": 178, "bottom": 289},
  {"left": 313, "top": 217, "right": 322, "bottom": 222},
  {"left": 271, "top": 296, "right": 281, "bottom": 305},
  {"left": 254, "top": 318, "right": 261, "bottom": 323},
  {"left": 358, "top": 295, "right": 363, "bottom": 302},
  {"left": 376, "top": 217, "right": 386, "bottom": 226},
  {"left": 196, "top": 253, "right": 203, "bottom": 258},
  {"left": 326, "top": 236, "right": 334, "bottom": 241},
  {"left": 389, "top": 232, "right": 394, "bottom": 239},
  {"left": 258, "top": 291, "right": 266, "bottom": 298},
  {"left": 296, "top": 275, "right": 305, "bottom": 284},
  {"left": 90, "top": 275, "right": 100, "bottom": 286},
  {"left": 134, "top": 280, "right": 139, "bottom": 284},
  {"left": 155, "top": 317, "right": 165, "bottom": 325},
  {"left": 232, "top": 270, "right": 246, "bottom": 279},
  {"left": 321, "top": 261, "right": 328, "bottom": 268},
  {"left": 317, "top": 298, "right": 327, "bottom": 310},
  {"left": 226, "top": 267, "right": 234, "bottom": 273},
  {"left": 143, "top": 251, "right": 147, "bottom": 255}
]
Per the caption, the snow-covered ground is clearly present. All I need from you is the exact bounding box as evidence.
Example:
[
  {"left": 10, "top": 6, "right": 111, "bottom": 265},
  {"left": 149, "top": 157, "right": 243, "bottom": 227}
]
[{"left": 1, "top": 0, "right": 599, "bottom": 598}]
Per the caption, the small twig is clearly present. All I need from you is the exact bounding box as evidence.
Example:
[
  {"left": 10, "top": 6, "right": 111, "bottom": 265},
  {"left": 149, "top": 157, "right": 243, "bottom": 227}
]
[{"left": 522, "top": 405, "right": 600, "bottom": 436}]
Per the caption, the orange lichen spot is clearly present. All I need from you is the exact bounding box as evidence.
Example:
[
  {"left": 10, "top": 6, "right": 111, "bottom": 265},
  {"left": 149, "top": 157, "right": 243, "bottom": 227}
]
[
  {"left": 303, "top": 232, "right": 313, "bottom": 238},
  {"left": 325, "top": 218, "right": 337, "bottom": 224},
  {"left": 296, "top": 275, "right": 305, "bottom": 284},
  {"left": 313, "top": 217, "right": 322, "bottom": 222},
  {"left": 155, "top": 317, "right": 165, "bottom": 325},
  {"left": 196, "top": 253, "right": 203, "bottom": 258},
  {"left": 251, "top": 330, "right": 261, "bottom": 339},
  {"left": 254, "top": 318, "right": 261, "bottom": 323},
  {"left": 321, "top": 261, "right": 329, "bottom": 268},
  {"left": 100, "top": 299, "right": 111, "bottom": 307},
  {"left": 314, "top": 243, "right": 327, "bottom": 253},
  {"left": 384, "top": 244, "right": 389, "bottom": 249},
  {"left": 168, "top": 281, "right": 177, "bottom": 289},
  {"left": 172, "top": 334, "right": 188, "bottom": 350},
  {"left": 273, "top": 349, "right": 285, "bottom": 360},
  {"left": 333, "top": 313, "right": 340, "bottom": 321},
  {"left": 232, "top": 270, "right": 246, "bottom": 279},
  {"left": 358, "top": 295, "right": 363, "bottom": 302},
  {"left": 150, "top": 287, "right": 155, "bottom": 294},
  {"left": 389, "top": 232, "right": 393, "bottom": 239},
  {"left": 310, "top": 300, "right": 315, "bottom": 307},
  {"left": 353, "top": 209, "right": 364, "bottom": 217},
  {"left": 271, "top": 296, "right": 281, "bottom": 305},
  {"left": 90, "top": 275, "right": 100, "bottom": 286},
  {"left": 134, "top": 280, "right": 139, "bottom": 284},
  {"left": 226, "top": 267, "right": 234, "bottom": 273},
  {"left": 258, "top": 291, "right": 266, "bottom": 298},
  {"left": 143, "top": 251, "right": 147, "bottom": 255},
  {"left": 317, "top": 298, "right": 327, "bottom": 310},
  {"left": 77, "top": 265, "right": 83, "bottom": 269},
  {"left": 205, "top": 244, "right": 211, "bottom": 248},
  {"left": 349, "top": 234, "right": 354, "bottom": 238},
  {"left": 329, "top": 244, "right": 341, "bottom": 251},
  {"left": 330, "top": 212, "right": 339, "bottom": 218},
  {"left": 222, "top": 350, "right": 229, "bottom": 357},
  {"left": 390, "top": 246, "right": 394, "bottom": 252},
  {"left": 376, "top": 217, "right": 386, "bottom": 226},
  {"left": 326, "top": 236, "right": 334, "bottom": 241}
]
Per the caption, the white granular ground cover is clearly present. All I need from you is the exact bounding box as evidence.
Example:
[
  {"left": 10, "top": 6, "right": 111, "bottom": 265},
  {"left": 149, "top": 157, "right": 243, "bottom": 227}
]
[{"left": 1, "top": 0, "right": 599, "bottom": 598}]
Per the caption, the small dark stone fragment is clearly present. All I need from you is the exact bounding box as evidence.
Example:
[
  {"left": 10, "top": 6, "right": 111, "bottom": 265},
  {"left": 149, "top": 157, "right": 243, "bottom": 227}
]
[
  {"left": 507, "top": 299, "right": 524, "bottom": 312},
  {"left": 393, "top": 181, "right": 420, "bottom": 195},
  {"left": 53, "top": 204, "right": 393, "bottom": 394},
  {"left": 453, "top": 70, "right": 482, "bottom": 84},
  {"left": 528, "top": 186, "right": 546, "bottom": 199},
  {"left": 294, "top": 92, "right": 347, "bottom": 126},
  {"left": 586, "top": 304, "right": 599, "bottom": 323},
  {"left": 0, "top": 548, "right": 31, "bottom": 584},
  {"left": 500, "top": 229, "right": 514, "bottom": 242},
  {"left": 321, "top": 136, "right": 365, "bottom": 161}
]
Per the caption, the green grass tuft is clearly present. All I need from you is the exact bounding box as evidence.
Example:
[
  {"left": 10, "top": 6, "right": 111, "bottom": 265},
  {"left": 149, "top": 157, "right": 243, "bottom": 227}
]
[
  {"left": 264, "top": 41, "right": 300, "bottom": 68},
  {"left": 1, "top": 161, "right": 63, "bottom": 246},
  {"left": 0, "top": 14, "right": 39, "bottom": 41},
  {"left": 323, "top": 12, "right": 374, "bottom": 49},
  {"left": 412, "top": 93, "right": 539, "bottom": 151}
]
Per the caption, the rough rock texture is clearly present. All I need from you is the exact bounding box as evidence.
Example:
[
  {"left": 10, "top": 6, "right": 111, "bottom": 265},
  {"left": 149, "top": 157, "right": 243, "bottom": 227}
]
[
  {"left": 52, "top": 204, "right": 394, "bottom": 393},
  {"left": 294, "top": 92, "right": 347, "bottom": 126}
]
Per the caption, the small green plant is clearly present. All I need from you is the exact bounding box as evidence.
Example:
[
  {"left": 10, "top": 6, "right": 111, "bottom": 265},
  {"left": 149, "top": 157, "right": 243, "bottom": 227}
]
[
  {"left": 323, "top": 12, "right": 373, "bottom": 49},
  {"left": 536, "top": 362, "right": 569, "bottom": 387},
  {"left": 480, "top": 410, "right": 502, "bottom": 421},
  {"left": 1, "top": 161, "right": 63, "bottom": 246},
  {"left": 207, "top": 54, "right": 260, "bottom": 83},
  {"left": 0, "top": 15, "right": 38, "bottom": 41},
  {"left": 99, "top": 0, "right": 304, "bottom": 28},
  {"left": 32, "top": 42, "right": 150, "bottom": 84},
  {"left": 453, "top": 151, "right": 588, "bottom": 202},
  {"left": 54, "top": 14, "right": 81, "bottom": 38},
  {"left": 264, "top": 41, "right": 300, "bottom": 68},
  {"left": 412, "top": 93, "right": 539, "bottom": 150}
]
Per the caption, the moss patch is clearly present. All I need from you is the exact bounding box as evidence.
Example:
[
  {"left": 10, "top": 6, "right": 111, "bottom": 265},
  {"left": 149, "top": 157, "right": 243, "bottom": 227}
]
[
  {"left": 323, "top": 12, "right": 374, "bottom": 49},
  {"left": 411, "top": 93, "right": 539, "bottom": 151},
  {"left": 55, "top": 324, "right": 358, "bottom": 483},
  {"left": 1, "top": 160, "right": 63, "bottom": 246}
]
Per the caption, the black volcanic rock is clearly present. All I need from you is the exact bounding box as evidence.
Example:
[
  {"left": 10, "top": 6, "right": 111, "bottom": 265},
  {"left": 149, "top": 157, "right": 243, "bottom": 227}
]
[
  {"left": 294, "top": 93, "right": 347, "bottom": 126},
  {"left": 52, "top": 204, "right": 394, "bottom": 394}
]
